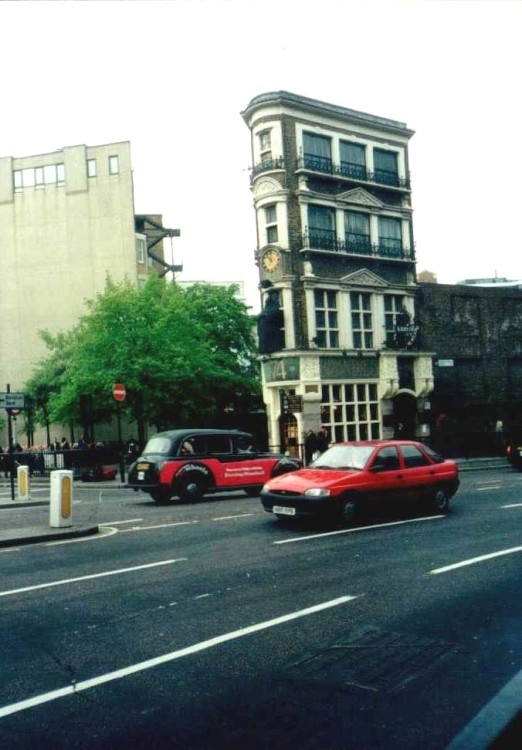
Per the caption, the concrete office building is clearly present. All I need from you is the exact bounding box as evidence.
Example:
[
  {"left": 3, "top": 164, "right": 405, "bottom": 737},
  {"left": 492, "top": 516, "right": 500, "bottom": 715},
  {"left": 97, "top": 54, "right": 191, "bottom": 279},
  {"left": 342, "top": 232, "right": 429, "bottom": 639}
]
[
  {"left": 242, "top": 91, "right": 434, "bottom": 454},
  {"left": 0, "top": 141, "right": 173, "bottom": 443}
]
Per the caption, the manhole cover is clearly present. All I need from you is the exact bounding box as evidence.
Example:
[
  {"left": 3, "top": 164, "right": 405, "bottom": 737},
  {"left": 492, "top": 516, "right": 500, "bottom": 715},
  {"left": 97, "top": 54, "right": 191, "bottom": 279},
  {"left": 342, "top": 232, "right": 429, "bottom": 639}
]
[{"left": 284, "top": 626, "right": 458, "bottom": 693}]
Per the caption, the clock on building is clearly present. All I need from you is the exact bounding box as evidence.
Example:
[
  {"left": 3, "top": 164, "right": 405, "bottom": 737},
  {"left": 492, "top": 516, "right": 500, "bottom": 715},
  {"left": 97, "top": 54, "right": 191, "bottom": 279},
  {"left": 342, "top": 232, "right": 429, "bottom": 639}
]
[{"left": 261, "top": 247, "right": 281, "bottom": 272}]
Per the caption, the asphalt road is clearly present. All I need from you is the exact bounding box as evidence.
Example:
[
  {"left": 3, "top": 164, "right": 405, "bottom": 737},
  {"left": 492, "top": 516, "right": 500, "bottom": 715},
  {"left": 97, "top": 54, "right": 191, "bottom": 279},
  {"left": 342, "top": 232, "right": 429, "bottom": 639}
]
[{"left": 0, "top": 468, "right": 520, "bottom": 749}]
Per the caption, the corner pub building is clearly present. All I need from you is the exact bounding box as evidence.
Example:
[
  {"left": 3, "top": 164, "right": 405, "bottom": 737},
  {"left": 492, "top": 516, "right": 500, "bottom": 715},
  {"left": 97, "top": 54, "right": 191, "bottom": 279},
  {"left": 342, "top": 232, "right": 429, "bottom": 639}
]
[{"left": 242, "top": 91, "right": 434, "bottom": 455}]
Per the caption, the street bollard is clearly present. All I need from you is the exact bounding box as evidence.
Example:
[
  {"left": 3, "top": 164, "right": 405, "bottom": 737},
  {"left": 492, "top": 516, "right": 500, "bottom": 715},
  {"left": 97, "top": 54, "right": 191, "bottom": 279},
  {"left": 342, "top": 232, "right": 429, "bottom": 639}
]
[
  {"left": 16, "top": 465, "right": 30, "bottom": 501},
  {"left": 50, "top": 470, "right": 73, "bottom": 528}
]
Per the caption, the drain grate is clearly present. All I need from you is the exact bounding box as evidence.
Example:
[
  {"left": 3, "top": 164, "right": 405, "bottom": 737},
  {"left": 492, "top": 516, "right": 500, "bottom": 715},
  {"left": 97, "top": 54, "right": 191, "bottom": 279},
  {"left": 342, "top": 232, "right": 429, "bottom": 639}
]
[{"left": 284, "top": 626, "right": 458, "bottom": 693}]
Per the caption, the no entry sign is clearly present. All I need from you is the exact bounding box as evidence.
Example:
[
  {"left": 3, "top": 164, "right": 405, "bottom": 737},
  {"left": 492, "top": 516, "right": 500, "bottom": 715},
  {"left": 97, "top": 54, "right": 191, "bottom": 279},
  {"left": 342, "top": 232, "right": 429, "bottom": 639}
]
[{"left": 112, "top": 383, "right": 126, "bottom": 402}]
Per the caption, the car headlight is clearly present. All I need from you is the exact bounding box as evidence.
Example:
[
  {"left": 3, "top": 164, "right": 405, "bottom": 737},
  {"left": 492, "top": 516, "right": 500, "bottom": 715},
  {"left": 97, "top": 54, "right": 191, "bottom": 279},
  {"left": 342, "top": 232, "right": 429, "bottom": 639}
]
[
  {"left": 261, "top": 484, "right": 271, "bottom": 494},
  {"left": 304, "top": 488, "right": 331, "bottom": 497}
]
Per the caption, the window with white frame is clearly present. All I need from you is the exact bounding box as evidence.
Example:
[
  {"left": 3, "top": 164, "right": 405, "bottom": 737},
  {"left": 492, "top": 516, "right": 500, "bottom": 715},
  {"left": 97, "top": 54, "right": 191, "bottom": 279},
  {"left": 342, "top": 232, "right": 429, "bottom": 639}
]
[
  {"left": 373, "top": 148, "right": 399, "bottom": 186},
  {"left": 321, "top": 382, "right": 380, "bottom": 442},
  {"left": 344, "top": 211, "right": 371, "bottom": 254},
  {"left": 378, "top": 217, "right": 402, "bottom": 257},
  {"left": 87, "top": 159, "right": 97, "bottom": 177},
  {"left": 13, "top": 163, "right": 65, "bottom": 191},
  {"left": 259, "top": 129, "right": 272, "bottom": 166},
  {"left": 109, "top": 155, "right": 119, "bottom": 175},
  {"left": 264, "top": 204, "right": 278, "bottom": 244},
  {"left": 137, "top": 237, "right": 147, "bottom": 264},
  {"left": 351, "top": 292, "right": 373, "bottom": 349},
  {"left": 308, "top": 205, "right": 336, "bottom": 250},
  {"left": 339, "top": 141, "right": 367, "bottom": 180},
  {"left": 303, "top": 132, "right": 332, "bottom": 172},
  {"left": 314, "top": 289, "right": 339, "bottom": 348},
  {"left": 384, "top": 295, "right": 406, "bottom": 342}
]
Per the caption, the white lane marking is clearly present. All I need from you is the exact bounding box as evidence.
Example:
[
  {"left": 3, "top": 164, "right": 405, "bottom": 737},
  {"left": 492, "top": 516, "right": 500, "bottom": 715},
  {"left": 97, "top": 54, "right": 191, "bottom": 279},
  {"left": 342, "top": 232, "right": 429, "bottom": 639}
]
[
  {"left": 430, "top": 546, "right": 522, "bottom": 575},
  {"left": 45, "top": 527, "right": 119, "bottom": 546},
  {"left": 119, "top": 521, "right": 198, "bottom": 532},
  {"left": 0, "top": 595, "right": 357, "bottom": 719},
  {"left": 477, "top": 486, "right": 502, "bottom": 491},
  {"left": 0, "top": 559, "right": 186, "bottom": 598},
  {"left": 212, "top": 513, "right": 257, "bottom": 521},
  {"left": 501, "top": 503, "right": 522, "bottom": 508},
  {"left": 99, "top": 518, "right": 143, "bottom": 526},
  {"left": 273, "top": 515, "right": 445, "bottom": 545}
]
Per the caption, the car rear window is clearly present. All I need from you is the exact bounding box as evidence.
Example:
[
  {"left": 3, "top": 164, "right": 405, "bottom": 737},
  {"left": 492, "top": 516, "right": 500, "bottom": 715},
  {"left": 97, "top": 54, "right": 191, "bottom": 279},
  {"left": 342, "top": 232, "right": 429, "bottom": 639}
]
[{"left": 143, "top": 437, "right": 171, "bottom": 455}]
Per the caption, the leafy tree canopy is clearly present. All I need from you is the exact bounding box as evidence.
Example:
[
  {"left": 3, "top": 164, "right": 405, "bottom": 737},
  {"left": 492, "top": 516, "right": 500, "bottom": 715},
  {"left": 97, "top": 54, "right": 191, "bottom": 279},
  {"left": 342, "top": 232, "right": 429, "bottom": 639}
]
[{"left": 25, "top": 276, "right": 260, "bottom": 442}]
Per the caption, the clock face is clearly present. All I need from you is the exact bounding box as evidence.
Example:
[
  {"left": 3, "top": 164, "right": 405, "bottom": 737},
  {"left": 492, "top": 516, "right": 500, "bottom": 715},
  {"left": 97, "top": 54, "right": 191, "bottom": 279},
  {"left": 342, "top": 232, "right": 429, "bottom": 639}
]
[{"left": 261, "top": 248, "right": 280, "bottom": 272}]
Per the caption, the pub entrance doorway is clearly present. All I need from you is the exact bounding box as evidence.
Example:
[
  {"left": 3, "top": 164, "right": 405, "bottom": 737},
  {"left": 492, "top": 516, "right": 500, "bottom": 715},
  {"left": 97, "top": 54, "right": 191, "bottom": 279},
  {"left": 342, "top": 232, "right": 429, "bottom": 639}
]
[{"left": 393, "top": 392, "right": 417, "bottom": 439}]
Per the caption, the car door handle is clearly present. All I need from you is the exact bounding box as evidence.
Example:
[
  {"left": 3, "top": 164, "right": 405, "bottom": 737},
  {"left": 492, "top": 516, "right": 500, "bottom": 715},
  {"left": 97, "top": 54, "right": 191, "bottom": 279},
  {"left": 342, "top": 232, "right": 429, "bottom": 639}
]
[{"left": 396, "top": 474, "right": 404, "bottom": 479}]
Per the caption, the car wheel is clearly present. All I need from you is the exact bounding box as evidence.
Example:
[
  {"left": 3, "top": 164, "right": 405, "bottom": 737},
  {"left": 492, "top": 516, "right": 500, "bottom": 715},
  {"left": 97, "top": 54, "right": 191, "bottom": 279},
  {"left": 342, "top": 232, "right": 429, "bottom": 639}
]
[
  {"left": 244, "top": 486, "right": 263, "bottom": 497},
  {"left": 341, "top": 494, "right": 359, "bottom": 524},
  {"left": 177, "top": 475, "right": 207, "bottom": 503},
  {"left": 432, "top": 487, "right": 449, "bottom": 514}
]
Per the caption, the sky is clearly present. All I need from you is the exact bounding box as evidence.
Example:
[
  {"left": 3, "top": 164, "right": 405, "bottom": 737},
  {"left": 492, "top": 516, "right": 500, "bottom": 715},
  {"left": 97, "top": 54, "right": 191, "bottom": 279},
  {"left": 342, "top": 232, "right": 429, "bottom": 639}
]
[{"left": 2, "top": 0, "right": 521, "bottom": 312}]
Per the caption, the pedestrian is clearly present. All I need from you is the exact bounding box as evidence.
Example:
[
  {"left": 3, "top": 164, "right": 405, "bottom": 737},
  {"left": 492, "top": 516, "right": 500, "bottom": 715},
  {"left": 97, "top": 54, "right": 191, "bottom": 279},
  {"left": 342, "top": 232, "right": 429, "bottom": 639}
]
[
  {"left": 304, "top": 429, "right": 318, "bottom": 465},
  {"left": 316, "top": 427, "right": 329, "bottom": 455}
]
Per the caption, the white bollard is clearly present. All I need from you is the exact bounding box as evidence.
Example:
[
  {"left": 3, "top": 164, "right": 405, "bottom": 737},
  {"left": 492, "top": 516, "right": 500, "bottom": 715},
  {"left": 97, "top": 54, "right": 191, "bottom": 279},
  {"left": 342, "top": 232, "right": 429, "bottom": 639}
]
[
  {"left": 17, "top": 465, "right": 31, "bottom": 501},
  {"left": 50, "top": 470, "right": 73, "bottom": 528}
]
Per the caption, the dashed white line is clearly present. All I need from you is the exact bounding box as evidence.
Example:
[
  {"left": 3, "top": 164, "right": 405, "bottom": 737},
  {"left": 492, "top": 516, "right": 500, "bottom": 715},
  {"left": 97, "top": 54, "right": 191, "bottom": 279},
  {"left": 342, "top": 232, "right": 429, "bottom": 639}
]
[
  {"left": 430, "top": 546, "right": 522, "bottom": 575},
  {"left": 0, "top": 559, "right": 187, "bottom": 598},
  {"left": 0, "top": 595, "right": 358, "bottom": 719},
  {"left": 273, "top": 515, "right": 445, "bottom": 544},
  {"left": 120, "top": 521, "right": 198, "bottom": 532}
]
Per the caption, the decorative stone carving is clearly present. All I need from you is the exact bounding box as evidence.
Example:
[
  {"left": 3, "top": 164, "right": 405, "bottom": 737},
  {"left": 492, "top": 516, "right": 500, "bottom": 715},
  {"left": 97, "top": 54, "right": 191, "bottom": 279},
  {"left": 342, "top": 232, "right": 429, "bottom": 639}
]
[
  {"left": 337, "top": 188, "right": 383, "bottom": 208},
  {"left": 253, "top": 178, "right": 282, "bottom": 198},
  {"left": 340, "top": 268, "right": 389, "bottom": 288}
]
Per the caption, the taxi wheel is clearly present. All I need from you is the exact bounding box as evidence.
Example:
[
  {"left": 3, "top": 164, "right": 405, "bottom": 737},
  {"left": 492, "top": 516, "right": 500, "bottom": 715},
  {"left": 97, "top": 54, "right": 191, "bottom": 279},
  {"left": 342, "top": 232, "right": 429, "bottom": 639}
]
[
  {"left": 178, "top": 476, "right": 207, "bottom": 503},
  {"left": 341, "top": 494, "right": 359, "bottom": 524},
  {"left": 432, "top": 487, "right": 449, "bottom": 514}
]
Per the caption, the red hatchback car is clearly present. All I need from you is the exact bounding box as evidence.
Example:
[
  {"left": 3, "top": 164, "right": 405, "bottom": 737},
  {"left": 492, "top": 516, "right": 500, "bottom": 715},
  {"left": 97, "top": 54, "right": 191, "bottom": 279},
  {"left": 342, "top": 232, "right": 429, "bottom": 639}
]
[{"left": 260, "top": 440, "right": 459, "bottom": 524}]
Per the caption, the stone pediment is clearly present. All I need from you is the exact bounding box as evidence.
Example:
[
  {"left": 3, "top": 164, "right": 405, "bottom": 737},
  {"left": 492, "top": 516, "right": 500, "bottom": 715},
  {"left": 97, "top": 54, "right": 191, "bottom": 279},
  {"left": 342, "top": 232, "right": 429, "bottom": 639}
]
[
  {"left": 337, "top": 188, "right": 383, "bottom": 208},
  {"left": 340, "top": 268, "right": 389, "bottom": 288}
]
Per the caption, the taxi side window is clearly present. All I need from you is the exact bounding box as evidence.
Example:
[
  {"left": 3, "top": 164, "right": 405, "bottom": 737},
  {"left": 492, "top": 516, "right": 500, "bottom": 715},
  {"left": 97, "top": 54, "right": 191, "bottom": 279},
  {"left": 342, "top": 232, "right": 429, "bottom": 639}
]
[
  {"left": 401, "top": 445, "right": 430, "bottom": 468},
  {"left": 373, "top": 446, "right": 400, "bottom": 471},
  {"left": 206, "top": 435, "right": 232, "bottom": 455},
  {"left": 235, "top": 435, "right": 255, "bottom": 454}
]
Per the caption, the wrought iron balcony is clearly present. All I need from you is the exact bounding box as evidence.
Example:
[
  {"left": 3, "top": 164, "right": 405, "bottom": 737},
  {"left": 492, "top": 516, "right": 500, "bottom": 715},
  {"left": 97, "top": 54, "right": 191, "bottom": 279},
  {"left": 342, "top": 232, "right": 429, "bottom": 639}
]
[
  {"left": 303, "top": 232, "right": 414, "bottom": 261},
  {"left": 250, "top": 156, "right": 285, "bottom": 180},
  {"left": 298, "top": 155, "right": 410, "bottom": 190}
]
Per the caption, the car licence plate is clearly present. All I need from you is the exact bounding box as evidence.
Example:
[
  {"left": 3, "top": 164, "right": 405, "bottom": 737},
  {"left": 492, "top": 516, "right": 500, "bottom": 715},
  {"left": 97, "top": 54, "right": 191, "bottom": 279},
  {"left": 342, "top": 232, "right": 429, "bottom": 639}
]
[
  {"left": 273, "top": 505, "right": 296, "bottom": 516},
  {"left": 137, "top": 462, "right": 149, "bottom": 471},
  {"left": 138, "top": 471, "right": 145, "bottom": 481}
]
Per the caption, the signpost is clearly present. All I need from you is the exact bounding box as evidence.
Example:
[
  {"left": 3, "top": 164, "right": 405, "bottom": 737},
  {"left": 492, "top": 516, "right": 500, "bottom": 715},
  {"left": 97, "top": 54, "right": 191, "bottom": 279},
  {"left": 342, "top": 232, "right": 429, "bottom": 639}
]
[
  {"left": 1, "top": 387, "right": 26, "bottom": 501},
  {"left": 112, "top": 384, "right": 126, "bottom": 482}
]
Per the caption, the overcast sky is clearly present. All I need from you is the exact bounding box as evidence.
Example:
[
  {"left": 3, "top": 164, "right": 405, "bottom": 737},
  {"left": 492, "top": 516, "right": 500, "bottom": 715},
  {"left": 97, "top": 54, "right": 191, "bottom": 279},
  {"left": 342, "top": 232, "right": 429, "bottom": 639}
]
[{"left": 2, "top": 0, "right": 521, "bottom": 311}]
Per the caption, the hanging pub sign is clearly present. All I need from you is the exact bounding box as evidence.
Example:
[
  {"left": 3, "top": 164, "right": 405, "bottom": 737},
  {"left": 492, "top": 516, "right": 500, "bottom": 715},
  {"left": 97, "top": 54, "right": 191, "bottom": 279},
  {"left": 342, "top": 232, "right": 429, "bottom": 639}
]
[{"left": 394, "top": 310, "right": 419, "bottom": 349}]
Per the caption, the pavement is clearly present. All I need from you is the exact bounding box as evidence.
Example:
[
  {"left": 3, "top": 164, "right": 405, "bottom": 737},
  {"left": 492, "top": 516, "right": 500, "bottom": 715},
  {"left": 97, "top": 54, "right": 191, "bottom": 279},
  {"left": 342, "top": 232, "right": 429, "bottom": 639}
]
[{"left": 0, "top": 457, "right": 519, "bottom": 748}]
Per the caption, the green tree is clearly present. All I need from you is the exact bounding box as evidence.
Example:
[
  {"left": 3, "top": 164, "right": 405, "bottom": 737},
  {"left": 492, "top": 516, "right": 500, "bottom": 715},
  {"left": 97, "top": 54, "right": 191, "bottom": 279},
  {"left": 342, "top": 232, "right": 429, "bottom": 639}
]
[{"left": 25, "top": 276, "right": 260, "bottom": 446}]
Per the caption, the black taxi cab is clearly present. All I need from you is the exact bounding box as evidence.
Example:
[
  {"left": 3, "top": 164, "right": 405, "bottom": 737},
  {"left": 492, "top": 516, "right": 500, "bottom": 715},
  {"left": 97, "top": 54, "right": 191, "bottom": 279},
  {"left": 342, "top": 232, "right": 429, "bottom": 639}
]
[{"left": 127, "top": 428, "right": 301, "bottom": 503}]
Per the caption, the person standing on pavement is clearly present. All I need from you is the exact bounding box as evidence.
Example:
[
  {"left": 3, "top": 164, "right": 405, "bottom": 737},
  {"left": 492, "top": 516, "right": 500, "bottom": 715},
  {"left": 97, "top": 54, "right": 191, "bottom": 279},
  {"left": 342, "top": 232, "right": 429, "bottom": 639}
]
[
  {"left": 304, "top": 429, "right": 319, "bottom": 465},
  {"left": 316, "top": 427, "right": 329, "bottom": 456}
]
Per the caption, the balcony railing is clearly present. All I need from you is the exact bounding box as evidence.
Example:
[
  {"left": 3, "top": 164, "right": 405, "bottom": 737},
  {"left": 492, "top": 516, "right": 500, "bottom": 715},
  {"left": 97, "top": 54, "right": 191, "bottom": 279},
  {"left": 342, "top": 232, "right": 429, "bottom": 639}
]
[
  {"left": 299, "top": 155, "right": 410, "bottom": 190},
  {"left": 251, "top": 156, "right": 285, "bottom": 180},
  {"left": 304, "top": 232, "right": 414, "bottom": 261}
]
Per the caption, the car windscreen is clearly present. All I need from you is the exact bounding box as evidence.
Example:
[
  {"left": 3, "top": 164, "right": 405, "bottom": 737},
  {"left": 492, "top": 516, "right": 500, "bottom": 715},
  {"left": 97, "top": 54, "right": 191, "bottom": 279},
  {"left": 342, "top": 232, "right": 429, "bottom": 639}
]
[
  {"left": 142, "top": 437, "right": 172, "bottom": 456},
  {"left": 312, "top": 444, "right": 374, "bottom": 470}
]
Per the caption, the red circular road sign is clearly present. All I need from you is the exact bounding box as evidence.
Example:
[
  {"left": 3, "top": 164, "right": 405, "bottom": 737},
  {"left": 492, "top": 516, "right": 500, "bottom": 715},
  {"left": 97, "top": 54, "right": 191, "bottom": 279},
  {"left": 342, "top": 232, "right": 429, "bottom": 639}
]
[{"left": 112, "top": 383, "right": 126, "bottom": 402}]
